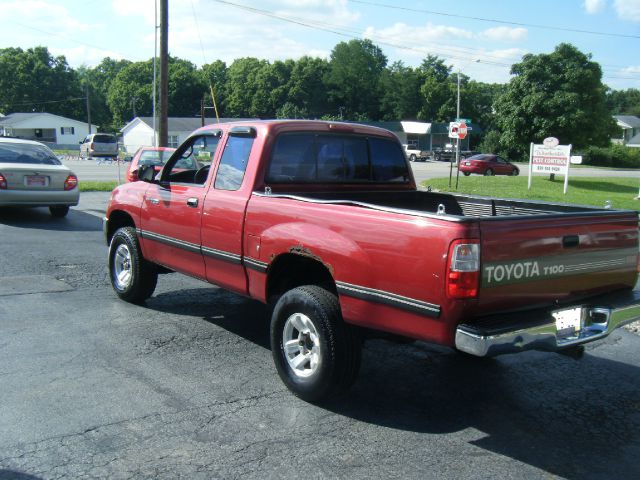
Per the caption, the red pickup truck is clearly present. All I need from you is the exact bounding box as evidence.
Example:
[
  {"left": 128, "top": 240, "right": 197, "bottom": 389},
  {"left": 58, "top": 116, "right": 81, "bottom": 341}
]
[{"left": 104, "top": 120, "right": 640, "bottom": 401}]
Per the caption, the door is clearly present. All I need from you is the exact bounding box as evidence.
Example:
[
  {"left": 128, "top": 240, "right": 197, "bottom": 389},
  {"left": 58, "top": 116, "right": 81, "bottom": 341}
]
[
  {"left": 139, "top": 133, "right": 221, "bottom": 279},
  {"left": 201, "top": 126, "right": 257, "bottom": 294}
]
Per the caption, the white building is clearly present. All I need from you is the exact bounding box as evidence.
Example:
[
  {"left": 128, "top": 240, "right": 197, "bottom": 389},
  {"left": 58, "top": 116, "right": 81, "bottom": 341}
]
[
  {"left": 120, "top": 117, "right": 254, "bottom": 153},
  {"left": 0, "top": 112, "right": 97, "bottom": 148}
]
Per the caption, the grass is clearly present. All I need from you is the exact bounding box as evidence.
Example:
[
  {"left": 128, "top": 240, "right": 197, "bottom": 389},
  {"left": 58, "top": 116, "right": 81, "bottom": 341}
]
[
  {"left": 79, "top": 181, "right": 118, "bottom": 192},
  {"left": 422, "top": 175, "right": 640, "bottom": 211}
]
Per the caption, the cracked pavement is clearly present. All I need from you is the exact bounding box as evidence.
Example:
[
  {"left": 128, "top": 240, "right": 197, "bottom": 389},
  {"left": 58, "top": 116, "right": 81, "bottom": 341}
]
[{"left": 1, "top": 198, "right": 640, "bottom": 479}]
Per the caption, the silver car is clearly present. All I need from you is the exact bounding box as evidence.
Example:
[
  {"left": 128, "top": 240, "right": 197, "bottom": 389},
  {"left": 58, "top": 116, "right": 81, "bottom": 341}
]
[
  {"left": 0, "top": 137, "right": 80, "bottom": 217},
  {"left": 79, "top": 133, "right": 118, "bottom": 161}
]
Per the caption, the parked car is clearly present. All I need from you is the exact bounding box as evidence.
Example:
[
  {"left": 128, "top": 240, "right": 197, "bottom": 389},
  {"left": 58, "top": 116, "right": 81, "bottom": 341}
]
[
  {"left": 402, "top": 144, "right": 429, "bottom": 162},
  {"left": 460, "top": 153, "right": 519, "bottom": 176},
  {"left": 126, "top": 147, "right": 177, "bottom": 182},
  {"left": 79, "top": 133, "right": 118, "bottom": 161},
  {"left": 0, "top": 137, "right": 79, "bottom": 217}
]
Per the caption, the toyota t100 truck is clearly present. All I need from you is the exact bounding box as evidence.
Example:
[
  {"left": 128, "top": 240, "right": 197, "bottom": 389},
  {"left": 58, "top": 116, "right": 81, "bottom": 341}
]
[{"left": 103, "top": 120, "right": 640, "bottom": 401}]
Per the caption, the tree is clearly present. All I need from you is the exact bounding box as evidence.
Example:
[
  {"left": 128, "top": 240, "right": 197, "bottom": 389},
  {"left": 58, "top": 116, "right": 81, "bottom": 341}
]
[
  {"left": 288, "top": 56, "right": 330, "bottom": 118},
  {"left": 606, "top": 88, "right": 640, "bottom": 116},
  {"left": 325, "top": 39, "right": 387, "bottom": 120},
  {"left": 494, "top": 43, "right": 616, "bottom": 159},
  {"left": 0, "top": 47, "right": 83, "bottom": 120},
  {"left": 201, "top": 60, "right": 228, "bottom": 118},
  {"left": 224, "top": 57, "right": 269, "bottom": 117},
  {"left": 417, "top": 55, "right": 453, "bottom": 122},
  {"left": 77, "top": 57, "right": 132, "bottom": 131},
  {"left": 380, "top": 61, "right": 423, "bottom": 121}
]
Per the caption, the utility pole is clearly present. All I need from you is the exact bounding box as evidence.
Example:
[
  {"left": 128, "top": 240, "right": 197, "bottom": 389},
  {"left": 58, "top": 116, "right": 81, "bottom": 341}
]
[
  {"left": 85, "top": 84, "right": 92, "bottom": 134},
  {"left": 455, "top": 70, "right": 461, "bottom": 189},
  {"left": 159, "top": 0, "right": 169, "bottom": 147},
  {"left": 152, "top": 0, "right": 158, "bottom": 147}
]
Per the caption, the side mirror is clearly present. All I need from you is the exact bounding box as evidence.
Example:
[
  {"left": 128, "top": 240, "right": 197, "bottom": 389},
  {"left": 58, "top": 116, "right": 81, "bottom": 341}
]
[{"left": 138, "top": 165, "right": 157, "bottom": 183}]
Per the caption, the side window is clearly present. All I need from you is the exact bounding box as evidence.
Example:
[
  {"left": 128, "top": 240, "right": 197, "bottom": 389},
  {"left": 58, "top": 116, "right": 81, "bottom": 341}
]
[
  {"left": 214, "top": 133, "right": 255, "bottom": 191},
  {"left": 163, "top": 134, "right": 220, "bottom": 185},
  {"left": 369, "top": 138, "right": 410, "bottom": 182}
]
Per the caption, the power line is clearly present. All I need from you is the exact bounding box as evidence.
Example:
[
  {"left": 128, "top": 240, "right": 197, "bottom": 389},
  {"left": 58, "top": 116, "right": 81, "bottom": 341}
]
[
  {"left": 348, "top": 0, "right": 640, "bottom": 40},
  {"left": 5, "top": 97, "right": 86, "bottom": 108}
]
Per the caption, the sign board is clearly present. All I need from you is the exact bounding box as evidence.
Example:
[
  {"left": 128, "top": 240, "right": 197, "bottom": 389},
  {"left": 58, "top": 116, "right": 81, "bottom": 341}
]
[
  {"left": 528, "top": 141, "right": 572, "bottom": 194},
  {"left": 457, "top": 123, "right": 467, "bottom": 140},
  {"left": 456, "top": 118, "right": 471, "bottom": 124},
  {"left": 570, "top": 155, "right": 582, "bottom": 165},
  {"left": 448, "top": 122, "right": 460, "bottom": 139},
  {"left": 449, "top": 122, "right": 469, "bottom": 139}
]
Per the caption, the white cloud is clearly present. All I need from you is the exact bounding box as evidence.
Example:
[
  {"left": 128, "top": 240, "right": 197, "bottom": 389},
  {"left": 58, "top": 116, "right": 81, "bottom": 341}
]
[
  {"left": 584, "top": 0, "right": 607, "bottom": 14},
  {"left": 364, "top": 22, "right": 473, "bottom": 47},
  {"left": 614, "top": 0, "right": 640, "bottom": 21},
  {"left": 621, "top": 65, "right": 640, "bottom": 74},
  {"left": 0, "top": 1, "right": 95, "bottom": 33},
  {"left": 480, "top": 26, "right": 528, "bottom": 42}
]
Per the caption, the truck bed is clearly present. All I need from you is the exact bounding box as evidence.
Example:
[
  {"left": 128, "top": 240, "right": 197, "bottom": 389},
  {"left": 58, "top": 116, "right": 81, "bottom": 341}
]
[{"left": 262, "top": 190, "right": 619, "bottom": 220}]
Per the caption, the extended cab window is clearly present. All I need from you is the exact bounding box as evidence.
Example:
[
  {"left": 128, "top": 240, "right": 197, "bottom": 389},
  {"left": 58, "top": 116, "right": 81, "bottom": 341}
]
[
  {"left": 163, "top": 134, "right": 220, "bottom": 185},
  {"left": 214, "top": 129, "right": 255, "bottom": 191},
  {"left": 267, "top": 133, "right": 409, "bottom": 183}
]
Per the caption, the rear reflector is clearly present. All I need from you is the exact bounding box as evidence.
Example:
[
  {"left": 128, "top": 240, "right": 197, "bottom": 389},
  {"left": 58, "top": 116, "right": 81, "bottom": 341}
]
[
  {"left": 64, "top": 175, "right": 78, "bottom": 191},
  {"left": 447, "top": 240, "right": 480, "bottom": 299}
]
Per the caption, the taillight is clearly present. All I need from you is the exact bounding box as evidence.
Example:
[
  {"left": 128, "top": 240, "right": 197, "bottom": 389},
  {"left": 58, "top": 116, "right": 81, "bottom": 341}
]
[
  {"left": 0, "top": 173, "right": 6, "bottom": 189},
  {"left": 447, "top": 239, "right": 480, "bottom": 299},
  {"left": 64, "top": 175, "right": 78, "bottom": 191},
  {"left": 127, "top": 169, "right": 138, "bottom": 182},
  {"left": 90, "top": 142, "right": 94, "bottom": 150}
]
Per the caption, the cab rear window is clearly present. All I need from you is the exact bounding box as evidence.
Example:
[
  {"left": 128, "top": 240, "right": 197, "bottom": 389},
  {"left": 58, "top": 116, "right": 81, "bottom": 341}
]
[{"left": 266, "top": 133, "right": 409, "bottom": 183}]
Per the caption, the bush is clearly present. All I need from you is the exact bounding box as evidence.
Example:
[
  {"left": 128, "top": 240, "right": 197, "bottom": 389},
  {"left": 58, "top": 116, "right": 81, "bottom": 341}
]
[{"left": 581, "top": 145, "right": 640, "bottom": 169}]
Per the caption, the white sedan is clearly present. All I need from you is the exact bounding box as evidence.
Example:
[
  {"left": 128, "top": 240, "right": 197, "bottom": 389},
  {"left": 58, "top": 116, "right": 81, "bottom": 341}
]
[{"left": 0, "top": 137, "right": 79, "bottom": 217}]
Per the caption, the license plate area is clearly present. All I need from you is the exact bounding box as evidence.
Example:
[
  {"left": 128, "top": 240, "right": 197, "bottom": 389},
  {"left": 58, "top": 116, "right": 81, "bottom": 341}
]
[
  {"left": 553, "top": 307, "right": 582, "bottom": 340},
  {"left": 25, "top": 175, "right": 49, "bottom": 187}
]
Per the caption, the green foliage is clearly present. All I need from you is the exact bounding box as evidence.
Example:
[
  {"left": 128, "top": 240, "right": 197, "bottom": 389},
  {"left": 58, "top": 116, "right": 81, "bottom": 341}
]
[
  {"left": 606, "top": 88, "right": 640, "bottom": 116},
  {"left": 325, "top": 39, "right": 388, "bottom": 120},
  {"left": 494, "top": 43, "right": 616, "bottom": 159},
  {"left": 423, "top": 175, "right": 640, "bottom": 211},
  {"left": 581, "top": 145, "right": 640, "bottom": 168},
  {"left": 0, "top": 47, "right": 84, "bottom": 120}
]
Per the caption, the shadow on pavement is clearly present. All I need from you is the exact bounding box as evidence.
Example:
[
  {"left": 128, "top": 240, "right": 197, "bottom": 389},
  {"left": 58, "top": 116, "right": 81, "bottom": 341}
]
[
  {"left": 139, "top": 285, "right": 640, "bottom": 479},
  {"left": 0, "top": 206, "right": 103, "bottom": 232}
]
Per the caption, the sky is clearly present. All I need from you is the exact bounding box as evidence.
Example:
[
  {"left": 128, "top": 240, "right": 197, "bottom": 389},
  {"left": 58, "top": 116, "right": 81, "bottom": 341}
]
[{"left": 0, "top": 0, "right": 639, "bottom": 90}]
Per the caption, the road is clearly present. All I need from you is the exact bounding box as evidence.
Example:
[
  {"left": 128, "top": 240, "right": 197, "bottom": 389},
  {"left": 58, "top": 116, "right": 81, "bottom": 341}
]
[
  {"left": 1, "top": 196, "right": 640, "bottom": 479},
  {"left": 63, "top": 158, "right": 640, "bottom": 185}
]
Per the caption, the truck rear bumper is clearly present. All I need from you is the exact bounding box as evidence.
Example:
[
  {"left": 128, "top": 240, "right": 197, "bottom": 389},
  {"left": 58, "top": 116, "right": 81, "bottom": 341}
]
[{"left": 455, "top": 287, "right": 640, "bottom": 357}]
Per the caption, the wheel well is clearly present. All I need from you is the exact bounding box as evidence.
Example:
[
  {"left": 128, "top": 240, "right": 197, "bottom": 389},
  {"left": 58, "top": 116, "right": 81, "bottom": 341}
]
[
  {"left": 106, "top": 210, "right": 135, "bottom": 244},
  {"left": 266, "top": 254, "right": 336, "bottom": 304}
]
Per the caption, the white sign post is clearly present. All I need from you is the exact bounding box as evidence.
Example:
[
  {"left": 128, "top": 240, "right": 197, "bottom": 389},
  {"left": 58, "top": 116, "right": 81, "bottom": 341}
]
[{"left": 528, "top": 137, "right": 572, "bottom": 194}]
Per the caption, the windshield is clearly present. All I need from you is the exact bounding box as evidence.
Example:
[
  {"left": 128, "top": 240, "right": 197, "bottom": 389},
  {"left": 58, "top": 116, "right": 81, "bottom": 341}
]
[
  {"left": 138, "top": 149, "right": 176, "bottom": 166},
  {"left": 0, "top": 142, "right": 62, "bottom": 165},
  {"left": 93, "top": 135, "right": 117, "bottom": 143}
]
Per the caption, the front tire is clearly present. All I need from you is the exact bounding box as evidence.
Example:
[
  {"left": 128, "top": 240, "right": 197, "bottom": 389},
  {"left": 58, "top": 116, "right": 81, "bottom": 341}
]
[
  {"left": 271, "top": 285, "right": 361, "bottom": 402},
  {"left": 108, "top": 227, "right": 158, "bottom": 303},
  {"left": 463, "top": 172, "right": 471, "bottom": 176}
]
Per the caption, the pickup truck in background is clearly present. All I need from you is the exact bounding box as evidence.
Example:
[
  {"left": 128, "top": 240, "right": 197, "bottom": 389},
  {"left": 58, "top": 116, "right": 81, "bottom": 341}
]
[
  {"left": 402, "top": 144, "right": 430, "bottom": 162},
  {"left": 104, "top": 120, "right": 640, "bottom": 402}
]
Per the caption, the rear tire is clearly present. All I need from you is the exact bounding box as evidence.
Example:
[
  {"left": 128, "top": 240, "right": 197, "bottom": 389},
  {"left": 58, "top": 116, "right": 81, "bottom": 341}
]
[
  {"left": 108, "top": 227, "right": 158, "bottom": 303},
  {"left": 409, "top": 154, "right": 416, "bottom": 162},
  {"left": 512, "top": 168, "right": 519, "bottom": 176},
  {"left": 270, "top": 285, "right": 361, "bottom": 402},
  {"left": 49, "top": 206, "right": 69, "bottom": 217},
  {"left": 484, "top": 168, "right": 494, "bottom": 176}
]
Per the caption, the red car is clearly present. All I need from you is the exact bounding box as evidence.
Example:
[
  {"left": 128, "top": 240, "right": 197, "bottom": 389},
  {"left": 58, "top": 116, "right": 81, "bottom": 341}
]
[
  {"left": 460, "top": 154, "right": 519, "bottom": 176},
  {"left": 126, "top": 147, "right": 177, "bottom": 182}
]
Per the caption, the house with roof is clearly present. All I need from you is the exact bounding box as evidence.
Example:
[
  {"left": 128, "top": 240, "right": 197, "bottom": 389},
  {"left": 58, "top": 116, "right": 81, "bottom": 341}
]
[
  {"left": 0, "top": 112, "right": 96, "bottom": 148},
  {"left": 120, "top": 117, "right": 255, "bottom": 153},
  {"left": 613, "top": 115, "right": 640, "bottom": 148}
]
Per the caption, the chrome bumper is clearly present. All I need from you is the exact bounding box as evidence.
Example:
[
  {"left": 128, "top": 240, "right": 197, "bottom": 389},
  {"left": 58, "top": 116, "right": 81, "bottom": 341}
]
[{"left": 455, "top": 287, "right": 640, "bottom": 357}]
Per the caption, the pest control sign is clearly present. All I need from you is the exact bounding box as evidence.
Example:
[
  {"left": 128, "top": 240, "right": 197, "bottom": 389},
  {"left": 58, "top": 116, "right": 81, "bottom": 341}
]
[{"left": 528, "top": 138, "right": 572, "bottom": 193}]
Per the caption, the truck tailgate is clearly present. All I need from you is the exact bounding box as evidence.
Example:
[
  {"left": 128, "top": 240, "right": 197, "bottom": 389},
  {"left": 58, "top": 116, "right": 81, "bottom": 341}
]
[{"left": 476, "top": 212, "right": 638, "bottom": 314}]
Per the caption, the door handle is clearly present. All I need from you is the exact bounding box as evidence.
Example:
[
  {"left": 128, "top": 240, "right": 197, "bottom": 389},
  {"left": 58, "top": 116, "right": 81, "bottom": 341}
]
[
  {"left": 148, "top": 198, "right": 160, "bottom": 205},
  {"left": 187, "top": 197, "right": 199, "bottom": 208}
]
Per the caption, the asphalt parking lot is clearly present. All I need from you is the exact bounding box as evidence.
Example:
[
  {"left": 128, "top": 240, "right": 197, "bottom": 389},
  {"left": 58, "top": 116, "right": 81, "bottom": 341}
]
[{"left": 1, "top": 195, "right": 640, "bottom": 479}]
